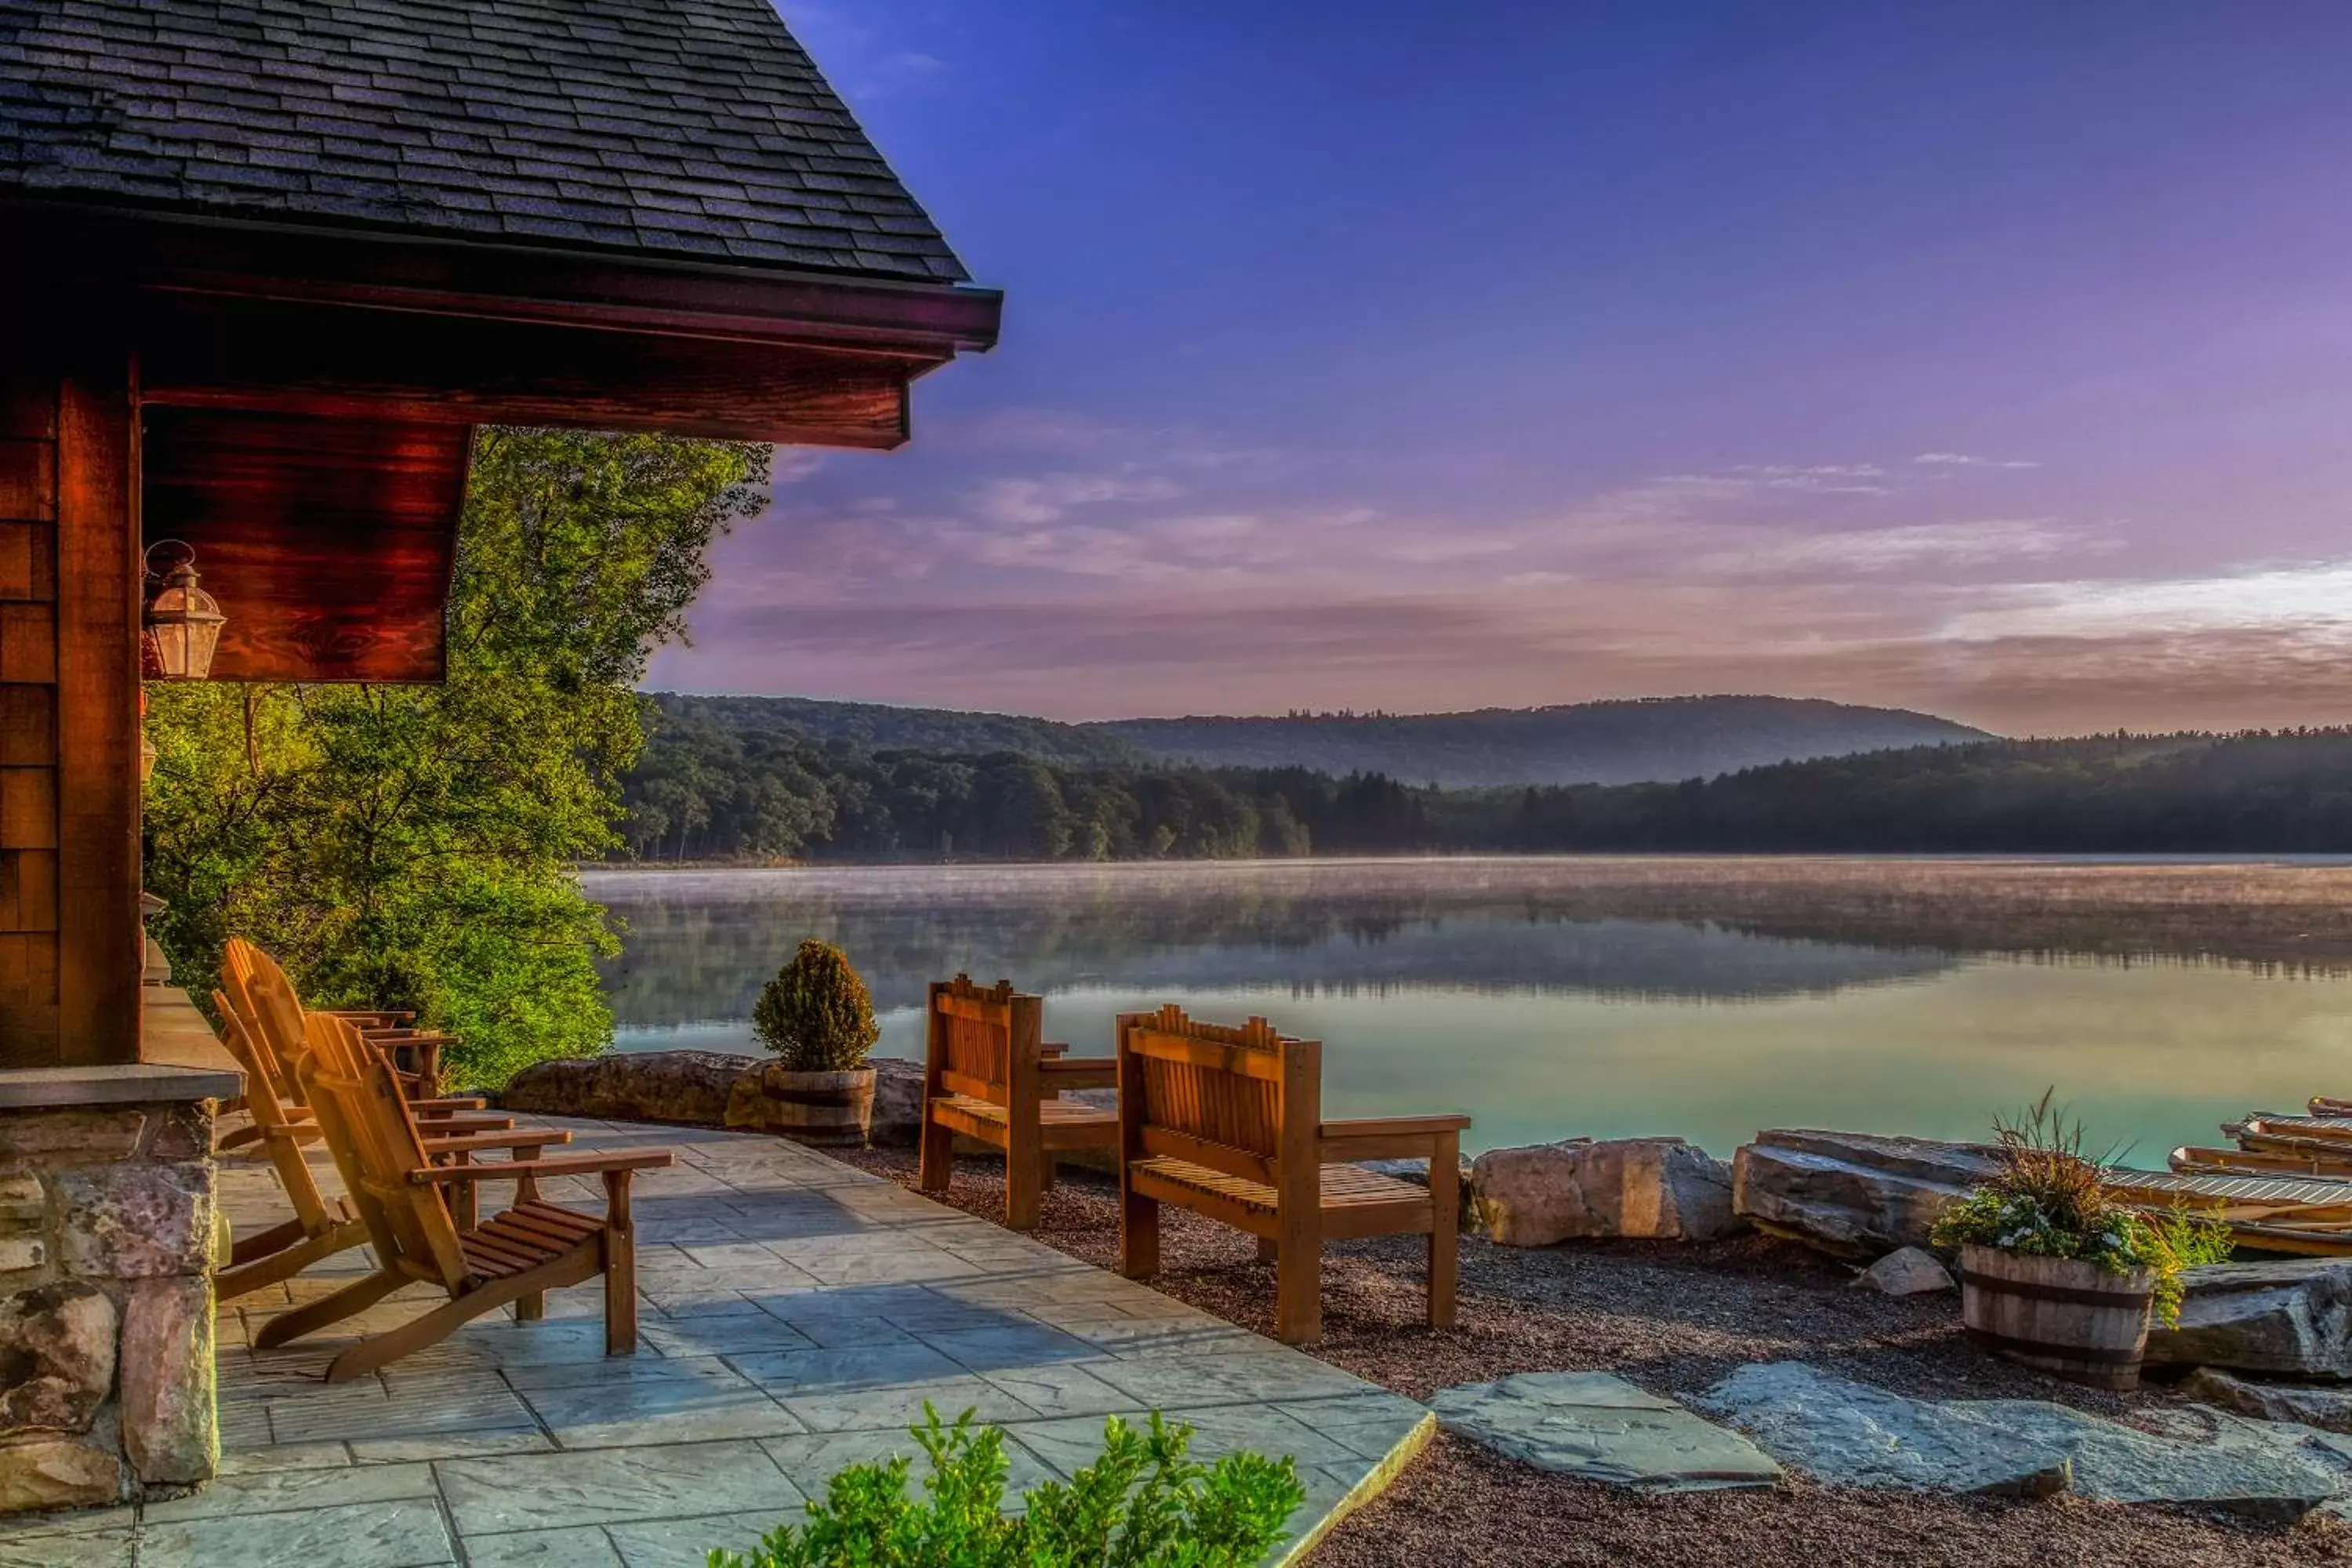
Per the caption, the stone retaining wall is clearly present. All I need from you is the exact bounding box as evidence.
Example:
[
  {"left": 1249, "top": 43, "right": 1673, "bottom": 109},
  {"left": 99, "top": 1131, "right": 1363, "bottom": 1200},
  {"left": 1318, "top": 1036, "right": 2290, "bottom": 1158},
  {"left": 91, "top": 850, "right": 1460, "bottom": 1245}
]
[{"left": 0, "top": 1092, "right": 220, "bottom": 1512}]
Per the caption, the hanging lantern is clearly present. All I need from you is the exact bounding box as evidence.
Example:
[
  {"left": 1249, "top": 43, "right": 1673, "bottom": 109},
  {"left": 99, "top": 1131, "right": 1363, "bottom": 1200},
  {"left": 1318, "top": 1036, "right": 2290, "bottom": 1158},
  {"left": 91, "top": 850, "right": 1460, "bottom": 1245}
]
[{"left": 141, "top": 541, "right": 227, "bottom": 681}]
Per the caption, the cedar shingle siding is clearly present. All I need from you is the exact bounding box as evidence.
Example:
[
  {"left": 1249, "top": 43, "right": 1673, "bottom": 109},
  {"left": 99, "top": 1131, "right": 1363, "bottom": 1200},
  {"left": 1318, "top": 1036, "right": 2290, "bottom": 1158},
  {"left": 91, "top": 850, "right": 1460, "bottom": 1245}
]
[{"left": 0, "top": 0, "right": 967, "bottom": 283}]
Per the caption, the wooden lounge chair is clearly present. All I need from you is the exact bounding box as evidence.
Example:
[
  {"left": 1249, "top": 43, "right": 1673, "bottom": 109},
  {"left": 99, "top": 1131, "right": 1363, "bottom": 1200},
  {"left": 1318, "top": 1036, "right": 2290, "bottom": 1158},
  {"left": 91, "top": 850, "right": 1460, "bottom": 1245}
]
[
  {"left": 255, "top": 1014, "right": 671, "bottom": 1381},
  {"left": 1112, "top": 1004, "right": 1468, "bottom": 1345},
  {"left": 219, "top": 947, "right": 502, "bottom": 1144},
  {"left": 916, "top": 975, "right": 1117, "bottom": 1231},
  {"left": 226, "top": 936, "right": 455, "bottom": 1099},
  {"left": 211, "top": 982, "right": 571, "bottom": 1301}
]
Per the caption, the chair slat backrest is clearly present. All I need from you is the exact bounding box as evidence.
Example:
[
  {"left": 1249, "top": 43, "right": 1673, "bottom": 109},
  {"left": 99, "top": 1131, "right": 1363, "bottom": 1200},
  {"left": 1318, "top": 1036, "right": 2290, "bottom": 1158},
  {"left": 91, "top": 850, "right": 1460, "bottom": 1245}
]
[
  {"left": 226, "top": 938, "right": 315, "bottom": 1105},
  {"left": 297, "top": 1014, "right": 467, "bottom": 1289},
  {"left": 927, "top": 975, "right": 1042, "bottom": 1108},
  {"left": 1115, "top": 1005, "right": 1319, "bottom": 1189},
  {"left": 212, "top": 988, "right": 335, "bottom": 1233}
]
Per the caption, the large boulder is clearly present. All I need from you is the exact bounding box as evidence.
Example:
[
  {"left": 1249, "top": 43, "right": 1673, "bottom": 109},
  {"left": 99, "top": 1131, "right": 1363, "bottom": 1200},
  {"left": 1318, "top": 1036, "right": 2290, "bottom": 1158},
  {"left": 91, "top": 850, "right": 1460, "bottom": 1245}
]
[
  {"left": 868, "top": 1058, "right": 928, "bottom": 1145},
  {"left": 2183, "top": 1367, "right": 2352, "bottom": 1433},
  {"left": 2143, "top": 1260, "right": 2352, "bottom": 1380},
  {"left": 1472, "top": 1138, "right": 1742, "bottom": 1246},
  {"left": 501, "top": 1051, "right": 754, "bottom": 1126},
  {"left": 1732, "top": 1130, "right": 2001, "bottom": 1259}
]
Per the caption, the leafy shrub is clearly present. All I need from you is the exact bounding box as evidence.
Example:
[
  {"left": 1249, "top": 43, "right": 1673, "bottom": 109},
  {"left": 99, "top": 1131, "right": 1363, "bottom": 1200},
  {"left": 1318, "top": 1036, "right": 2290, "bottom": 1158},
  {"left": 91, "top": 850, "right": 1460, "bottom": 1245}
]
[
  {"left": 1930, "top": 1089, "right": 2234, "bottom": 1326},
  {"left": 709, "top": 1405, "right": 1304, "bottom": 1568},
  {"left": 752, "top": 938, "right": 879, "bottom": 1072}
]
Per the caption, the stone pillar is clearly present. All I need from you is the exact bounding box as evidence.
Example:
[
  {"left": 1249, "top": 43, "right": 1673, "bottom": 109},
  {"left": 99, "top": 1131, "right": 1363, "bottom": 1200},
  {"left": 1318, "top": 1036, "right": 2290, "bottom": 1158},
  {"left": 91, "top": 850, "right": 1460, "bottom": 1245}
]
[{"left": 0, "top": 1063, "right": 235, "bottom": 1512}]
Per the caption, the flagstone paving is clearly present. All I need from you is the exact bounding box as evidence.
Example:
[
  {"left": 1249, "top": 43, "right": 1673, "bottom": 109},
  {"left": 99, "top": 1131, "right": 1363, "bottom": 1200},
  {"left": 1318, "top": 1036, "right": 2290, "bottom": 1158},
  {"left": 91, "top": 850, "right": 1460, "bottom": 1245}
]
[{"left": 0, "top": 1118, "right": 1432, "bottom": 1567}]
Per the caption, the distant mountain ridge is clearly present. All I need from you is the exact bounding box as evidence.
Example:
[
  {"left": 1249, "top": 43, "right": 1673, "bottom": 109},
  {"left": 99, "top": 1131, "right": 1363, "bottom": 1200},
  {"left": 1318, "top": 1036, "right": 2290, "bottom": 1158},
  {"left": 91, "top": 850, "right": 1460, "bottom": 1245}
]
[
  {"left": 652, "top": 691, "right": 1987, "bottom": 787},
  {"left": 1097, "top": 697, "right": 1987, "bottom": 786},
  {"left": 648, "top": 694, "right": 1142, "bottom": 768}
]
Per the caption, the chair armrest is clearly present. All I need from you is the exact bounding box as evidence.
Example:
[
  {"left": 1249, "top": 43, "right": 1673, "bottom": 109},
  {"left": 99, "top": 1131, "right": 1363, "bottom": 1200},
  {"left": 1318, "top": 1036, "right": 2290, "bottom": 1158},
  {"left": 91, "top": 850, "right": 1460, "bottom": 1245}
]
[
  {"left": 1040, "top": 1041, "right": 1070, "bottom": 1058},
  {"left": 323, "top": 1009, "right": 416, "bottom": 1024},
  {"left": 410, "top": 1097, "right": 489, "bottom": 1113},
  {"left": 1316, "top": 1114, "right": 1472, "bottom": 1163},
  {"left": 410, "top": 1113, "right": 515, "bottom": 1135},
  {"left": 408, "top": 1148, "right": 674, "bottom": 1185},
  {"left": 1319, "top": 1115, "right": 1472, "bottom": 1139},
  {"left": 1039, "top": 1056, "right": 1117, "bottom": 1089},
  {"left": 421, "top": 1129, "right": 573, "bottom": 1157}
]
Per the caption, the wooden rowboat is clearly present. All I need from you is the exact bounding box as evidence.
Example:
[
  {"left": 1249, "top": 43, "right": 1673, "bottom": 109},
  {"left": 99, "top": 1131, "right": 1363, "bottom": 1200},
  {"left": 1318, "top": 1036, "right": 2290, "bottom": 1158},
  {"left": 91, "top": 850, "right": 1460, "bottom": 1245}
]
[{"left": 2104, "top": 1165, "right": 2352, "bottom": 1257}]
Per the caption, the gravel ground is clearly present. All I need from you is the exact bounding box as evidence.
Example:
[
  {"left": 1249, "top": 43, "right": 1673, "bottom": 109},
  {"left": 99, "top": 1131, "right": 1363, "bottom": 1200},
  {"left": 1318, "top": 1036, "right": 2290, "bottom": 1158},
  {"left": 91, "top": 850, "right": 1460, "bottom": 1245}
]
[{"left": 836, "top": 1144, "right": 2352, "bottom": 1568}]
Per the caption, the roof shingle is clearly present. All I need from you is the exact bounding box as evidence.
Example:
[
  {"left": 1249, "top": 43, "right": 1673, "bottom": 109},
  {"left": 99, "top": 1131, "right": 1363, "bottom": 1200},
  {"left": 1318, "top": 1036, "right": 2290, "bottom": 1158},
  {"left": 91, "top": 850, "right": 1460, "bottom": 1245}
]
[{"left": 0, "top": 0, "right": 971, "bottom": 284}]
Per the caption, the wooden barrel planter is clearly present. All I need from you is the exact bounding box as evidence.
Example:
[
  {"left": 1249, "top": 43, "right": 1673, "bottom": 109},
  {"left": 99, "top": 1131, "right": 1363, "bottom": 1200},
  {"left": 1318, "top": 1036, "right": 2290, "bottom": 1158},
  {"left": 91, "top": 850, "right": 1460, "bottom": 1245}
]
[
  {"left": 1958, "top": 1243, "right": 2154, "bottom": 1391},
  {"left": 742, "top": 1066, "right": 877, "bottom": 1148}
]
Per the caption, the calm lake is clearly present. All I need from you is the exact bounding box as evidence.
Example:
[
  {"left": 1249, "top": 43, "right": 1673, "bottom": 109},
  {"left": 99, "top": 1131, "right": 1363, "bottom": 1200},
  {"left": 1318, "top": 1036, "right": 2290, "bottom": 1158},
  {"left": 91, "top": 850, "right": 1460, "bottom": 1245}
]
[{"left": 581, "top": 857, "right": 2352, "bottom": 1164}]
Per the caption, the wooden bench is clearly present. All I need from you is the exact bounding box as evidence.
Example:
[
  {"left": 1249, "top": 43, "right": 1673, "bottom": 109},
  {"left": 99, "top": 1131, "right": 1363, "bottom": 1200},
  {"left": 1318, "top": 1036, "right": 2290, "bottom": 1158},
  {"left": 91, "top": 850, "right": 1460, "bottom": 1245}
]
[
  {"left": 254, "top": 1013, "right": 671, "bottom": 1381},
  {"left": 1114, "top": 1004, "right": 1468, "bottom": 1345},
  {"left": 916, "top": 975, "right": 1117, "bottom": 1230}
]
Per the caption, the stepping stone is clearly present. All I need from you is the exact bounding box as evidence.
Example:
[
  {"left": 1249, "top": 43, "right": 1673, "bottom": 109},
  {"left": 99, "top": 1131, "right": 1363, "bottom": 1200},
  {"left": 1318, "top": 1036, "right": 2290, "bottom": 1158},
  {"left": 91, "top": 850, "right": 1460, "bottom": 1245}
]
[
  {"left": 1429, "top": 1371, "right": 1780, "bottom": 1493},
  {"left": 1696, "top": 1361, "right": 2352, "bottom": 1520},
  {"left": 1692, "top": 1363, "right": 2070, "bottom": 1497}
]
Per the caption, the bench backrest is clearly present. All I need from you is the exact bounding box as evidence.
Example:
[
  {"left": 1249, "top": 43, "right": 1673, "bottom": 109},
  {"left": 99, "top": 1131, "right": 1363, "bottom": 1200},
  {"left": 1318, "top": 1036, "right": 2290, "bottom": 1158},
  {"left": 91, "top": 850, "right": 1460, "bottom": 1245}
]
[
  {"left": 297, "top": 1013, "right": 465, "bottom": 1290},
  {"left": 1114, "top": 1004, "right": 1320, "bottom": 1191},
  {"left": 926, "top": 974, "right": 1044, "bottom": 1110}
]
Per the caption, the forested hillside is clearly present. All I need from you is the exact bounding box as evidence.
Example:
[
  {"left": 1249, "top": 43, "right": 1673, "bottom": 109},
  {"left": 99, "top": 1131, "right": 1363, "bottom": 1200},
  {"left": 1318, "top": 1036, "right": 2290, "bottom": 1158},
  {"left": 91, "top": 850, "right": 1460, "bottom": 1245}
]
[
  {"left": 618, "top": 711, "right": 2352, "bottom": 862},
  {"left": 1093, "top": 695, "right": 1987, "bottom": 786},
  {"left": 650, "top": 694, "right": 1138, "bottom": 768}
]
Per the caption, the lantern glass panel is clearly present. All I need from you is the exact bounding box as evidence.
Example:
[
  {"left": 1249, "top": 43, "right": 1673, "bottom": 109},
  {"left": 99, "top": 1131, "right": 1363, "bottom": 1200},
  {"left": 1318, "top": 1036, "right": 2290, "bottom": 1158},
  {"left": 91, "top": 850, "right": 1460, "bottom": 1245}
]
[{"left": 143, "top": 561, "right": 226, "bottom": 681}]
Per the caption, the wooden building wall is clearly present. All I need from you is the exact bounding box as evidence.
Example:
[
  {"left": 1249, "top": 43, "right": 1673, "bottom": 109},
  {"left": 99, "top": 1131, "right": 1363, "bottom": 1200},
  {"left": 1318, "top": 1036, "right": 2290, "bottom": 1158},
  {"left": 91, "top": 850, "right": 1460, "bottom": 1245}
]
[{"left": 0, "top": 358, "right": 140, "bottom": 1068}]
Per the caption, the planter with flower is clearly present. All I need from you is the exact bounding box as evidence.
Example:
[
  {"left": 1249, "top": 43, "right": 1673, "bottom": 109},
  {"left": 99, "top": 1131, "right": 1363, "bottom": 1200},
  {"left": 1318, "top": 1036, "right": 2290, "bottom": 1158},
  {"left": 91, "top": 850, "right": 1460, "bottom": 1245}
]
[
  {"left": 1929, "top": 1091, "right": 2232, "bottom": 1391},
  {"left": 729, "top": 939, "right": 882, "bottom": 1147}
]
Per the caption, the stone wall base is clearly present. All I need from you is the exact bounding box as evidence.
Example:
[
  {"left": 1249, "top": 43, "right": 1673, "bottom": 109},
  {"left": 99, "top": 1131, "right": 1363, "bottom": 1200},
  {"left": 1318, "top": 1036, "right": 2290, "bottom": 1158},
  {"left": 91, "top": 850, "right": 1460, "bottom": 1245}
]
[{"left": 0, "top": 1083, "right": 223, "bottom": 1512}]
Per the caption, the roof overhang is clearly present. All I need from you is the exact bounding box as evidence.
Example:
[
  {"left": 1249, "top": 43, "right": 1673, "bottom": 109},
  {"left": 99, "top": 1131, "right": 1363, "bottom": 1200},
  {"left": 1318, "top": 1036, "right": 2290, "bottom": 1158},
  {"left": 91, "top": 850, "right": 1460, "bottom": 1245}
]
[{"left": 4, "top": 197, "right": 1001, "bottom": 683}]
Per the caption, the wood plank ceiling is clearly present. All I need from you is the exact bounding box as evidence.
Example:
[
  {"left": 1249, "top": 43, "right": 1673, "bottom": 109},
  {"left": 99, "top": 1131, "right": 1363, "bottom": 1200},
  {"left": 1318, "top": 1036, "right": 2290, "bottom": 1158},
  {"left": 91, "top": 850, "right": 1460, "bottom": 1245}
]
[{"left": 139, "top": 408, "right": 469, "bottom": 683}]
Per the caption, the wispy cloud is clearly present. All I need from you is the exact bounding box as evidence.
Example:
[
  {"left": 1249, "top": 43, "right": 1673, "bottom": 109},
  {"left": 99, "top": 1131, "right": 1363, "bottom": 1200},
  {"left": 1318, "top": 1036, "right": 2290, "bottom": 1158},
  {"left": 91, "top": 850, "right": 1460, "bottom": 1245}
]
[
  {"left": 968, "top": 472, "right": 1184, "bottom": 526},
  {"left": 1912, "top": 452, "right": 2042, "bottom": 470}
]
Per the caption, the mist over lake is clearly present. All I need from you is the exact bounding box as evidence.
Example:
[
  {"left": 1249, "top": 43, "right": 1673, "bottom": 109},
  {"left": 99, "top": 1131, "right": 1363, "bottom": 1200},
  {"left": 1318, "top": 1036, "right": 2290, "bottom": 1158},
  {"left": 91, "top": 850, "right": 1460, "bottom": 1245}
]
[{"left": 583, "top": 857, "right": 2352, "bottom": 1163}]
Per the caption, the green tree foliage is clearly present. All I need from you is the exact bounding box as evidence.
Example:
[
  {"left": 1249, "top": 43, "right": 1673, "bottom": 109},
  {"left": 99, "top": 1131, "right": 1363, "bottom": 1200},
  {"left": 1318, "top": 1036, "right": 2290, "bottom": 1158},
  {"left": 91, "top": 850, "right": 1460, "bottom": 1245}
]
[
  {"left": 143, "top": 429, "right": 768, "bottom": 1087},
  {"left": 752, "top": 938, "right": 879, "bottom": 1072},
  {"left": 621, "top": 710, "right": 2352, "bottom": 863},
  {"left": 709, "top": 1406, "right": 1304, "bottom": 1568}
]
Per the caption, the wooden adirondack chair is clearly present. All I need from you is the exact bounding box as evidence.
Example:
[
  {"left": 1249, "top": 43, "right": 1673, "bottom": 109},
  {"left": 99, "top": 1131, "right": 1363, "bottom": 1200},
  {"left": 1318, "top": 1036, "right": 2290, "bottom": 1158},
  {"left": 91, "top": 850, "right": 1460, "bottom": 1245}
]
[
  {"left": 254, "top": 1014, "right": 672, "bottom": 1381},
  {"left": 218, "top": 948, "right": 501, "bottom": 1148},
  {"left": 225, "top": 937, "right": 454, "bottom": 1100},
  {"left": 1113, "top": 1004, "right": 1468, "bottom": 1345},
  {"left": 916, "top": 975, "right": 1116, "bottom": 1230},
  {"left": 211, "top": 982, "right": 572, "bottom": 1301}
]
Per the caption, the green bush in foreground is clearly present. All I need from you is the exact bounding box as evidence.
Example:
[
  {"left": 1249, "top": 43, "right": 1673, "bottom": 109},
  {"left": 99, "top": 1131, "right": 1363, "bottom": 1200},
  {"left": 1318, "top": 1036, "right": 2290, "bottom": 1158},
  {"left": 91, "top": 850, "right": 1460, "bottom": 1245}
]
[{"left": 710, "top": 1406, "right": 1305, "bottom": 1568}]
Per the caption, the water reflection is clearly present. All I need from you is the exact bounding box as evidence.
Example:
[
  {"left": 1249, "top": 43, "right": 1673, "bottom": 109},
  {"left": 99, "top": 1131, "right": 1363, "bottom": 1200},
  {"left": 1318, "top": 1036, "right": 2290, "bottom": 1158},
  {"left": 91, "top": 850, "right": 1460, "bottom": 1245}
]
[{"left": 583, "top": 858, "right": 2352, "bottom": 1160}]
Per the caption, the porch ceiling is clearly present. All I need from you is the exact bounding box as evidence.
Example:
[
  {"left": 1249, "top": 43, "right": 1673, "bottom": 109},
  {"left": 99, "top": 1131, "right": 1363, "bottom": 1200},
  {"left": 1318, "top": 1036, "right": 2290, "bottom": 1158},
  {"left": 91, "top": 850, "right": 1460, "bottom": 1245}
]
[{"left": 140, "top": 408, "right": 469, "bottom": 684}]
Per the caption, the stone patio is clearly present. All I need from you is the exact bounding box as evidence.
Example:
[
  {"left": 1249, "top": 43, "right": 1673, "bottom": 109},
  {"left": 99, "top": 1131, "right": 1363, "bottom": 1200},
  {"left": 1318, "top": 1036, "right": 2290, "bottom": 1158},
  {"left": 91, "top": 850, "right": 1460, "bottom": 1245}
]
[{"left": 1, "top": 1117, "right": 1432, "bottom": 1567}]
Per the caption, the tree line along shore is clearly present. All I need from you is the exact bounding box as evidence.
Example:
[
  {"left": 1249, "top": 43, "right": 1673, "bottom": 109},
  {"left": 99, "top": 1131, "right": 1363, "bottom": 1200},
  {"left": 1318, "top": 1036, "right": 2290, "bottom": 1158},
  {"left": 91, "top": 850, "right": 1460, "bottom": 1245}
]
[{"left": 619, "top": 706, "right": 2352, "bottom": 864}]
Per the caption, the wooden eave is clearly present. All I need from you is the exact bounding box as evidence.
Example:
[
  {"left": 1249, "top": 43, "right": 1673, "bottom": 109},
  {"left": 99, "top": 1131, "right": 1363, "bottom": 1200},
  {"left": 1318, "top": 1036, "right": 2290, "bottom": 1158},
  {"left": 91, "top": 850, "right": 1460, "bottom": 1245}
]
[
  {"left": 3, "top": 197, "right": 1001, "bottom": 684},
  {"left": 10, "top": 198, "right": 1001, "bottom": 447}
]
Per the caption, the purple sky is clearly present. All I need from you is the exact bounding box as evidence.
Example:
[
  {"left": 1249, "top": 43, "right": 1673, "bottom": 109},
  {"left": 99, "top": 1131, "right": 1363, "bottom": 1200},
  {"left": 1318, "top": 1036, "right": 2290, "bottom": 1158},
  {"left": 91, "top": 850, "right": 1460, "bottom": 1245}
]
[{"left": 648, "top": 2, "right": 2352, "bottom": 735}]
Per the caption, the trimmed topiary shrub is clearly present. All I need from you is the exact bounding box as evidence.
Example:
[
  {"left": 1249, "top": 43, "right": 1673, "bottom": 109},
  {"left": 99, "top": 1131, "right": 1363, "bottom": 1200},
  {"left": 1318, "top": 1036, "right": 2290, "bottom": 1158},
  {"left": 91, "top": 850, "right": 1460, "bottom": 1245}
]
[
  {"left": 753, "top": 938, "right": 880, "bottom": 1072},
  {"left": 709, "top": 1405, "right": 1304, "bottom": 1568}
]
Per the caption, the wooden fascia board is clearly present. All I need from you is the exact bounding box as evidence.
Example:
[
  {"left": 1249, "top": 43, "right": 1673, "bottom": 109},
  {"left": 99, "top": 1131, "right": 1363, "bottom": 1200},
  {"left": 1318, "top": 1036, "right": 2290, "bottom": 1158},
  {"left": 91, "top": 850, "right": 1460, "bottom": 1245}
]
[
  {"left": 14, "top": 199, "right": 1001, "bottom": 358},
  {"left": 136, "top": 292, "right": 914, "bottom": 448}
]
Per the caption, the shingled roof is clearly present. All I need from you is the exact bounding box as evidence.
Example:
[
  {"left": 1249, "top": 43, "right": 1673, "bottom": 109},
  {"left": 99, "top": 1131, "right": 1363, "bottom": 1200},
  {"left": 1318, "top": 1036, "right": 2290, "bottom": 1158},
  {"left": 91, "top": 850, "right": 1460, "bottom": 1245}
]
[{"left": 0, "top": 0, "right": 970, "bottom": 284}]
